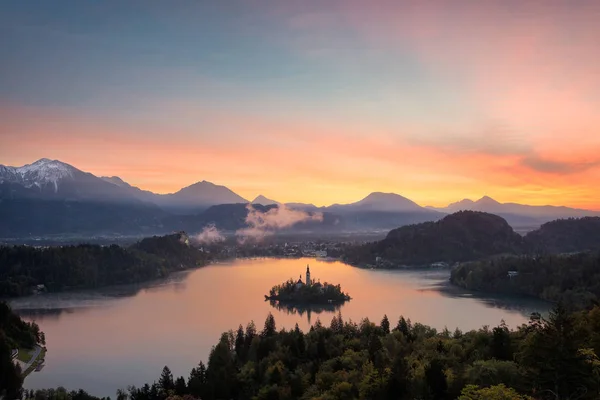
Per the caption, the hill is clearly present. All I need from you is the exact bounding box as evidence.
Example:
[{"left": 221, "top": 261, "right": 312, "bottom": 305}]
[
  {"left": 343, "top": 211, "right": 524, "bottom": 266},
  {"left": 450, "top": 251, "right": 600, "bottom": 309},
  {"left": 524, "top": 217, "right": 600, "bottom": 254},
  {"left": 0, "top": 302, "right": 45, "bottom": 398},
  {"left": 0, "top": 232, "right": 210, "bottom": 297}
]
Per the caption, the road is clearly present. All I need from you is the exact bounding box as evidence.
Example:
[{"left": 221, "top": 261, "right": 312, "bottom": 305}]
[{"left": 16, "top": 345, "right": 42, "bottom": 375}]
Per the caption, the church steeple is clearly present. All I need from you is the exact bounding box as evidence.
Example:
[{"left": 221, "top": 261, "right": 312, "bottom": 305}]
[{"left": 306, "top": 264, "right": 311, "bottom": 286}]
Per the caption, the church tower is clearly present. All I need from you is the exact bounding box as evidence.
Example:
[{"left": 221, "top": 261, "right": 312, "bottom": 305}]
[{"left": 306, "top": 264, "right": 311, "bottom": 286}]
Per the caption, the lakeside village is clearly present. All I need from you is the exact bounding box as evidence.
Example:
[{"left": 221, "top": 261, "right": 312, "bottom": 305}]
[{"left": 265, "top": 265, "right": 351, "bottom": 304}]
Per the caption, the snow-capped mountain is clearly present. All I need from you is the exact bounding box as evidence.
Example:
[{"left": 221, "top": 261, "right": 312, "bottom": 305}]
[
  {"left": 0, "top": 158, "right": 146, "bottom": 203},
  {"left": 0, "top": 158, "right": 75, "bottom": 192}
]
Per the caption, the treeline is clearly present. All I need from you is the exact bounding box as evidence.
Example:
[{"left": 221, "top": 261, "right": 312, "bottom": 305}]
[
  {"left": 343, "top": 213, "right": 600, "bottom": 267},
  {"left": 343, "top": 211, "right": 524, "bottom": 266},
  {"left": 0, "top": 302, "right": 45, "bottom": 399},
  {"left": 451, "top": 251, "right": 600, "bottom": 309},
  {"left": 0, "top": 232, "right": 210, "bottom": 297},
  {"left": 29, "top": 306, "right": 600, "bottom": 400}
]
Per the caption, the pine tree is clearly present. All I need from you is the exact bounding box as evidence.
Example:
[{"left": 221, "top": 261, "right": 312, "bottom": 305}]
[
  {"left": 262, "top": 313, "right": 277, "bottom": 337},
  {"left": 234, "top": 324, "right": 245, "bottom": 362},
  {"left": 425, "top": 359, "right": 448, "bottom": 400},
  {"left": 381, "top": 315, "right": 390, "bottom": 335},
  {"left": 174, "top": 376, "right": 187, "bottom": 396},
  {"left": 158, "top": 366, "right": 174, "bottom": 393}
]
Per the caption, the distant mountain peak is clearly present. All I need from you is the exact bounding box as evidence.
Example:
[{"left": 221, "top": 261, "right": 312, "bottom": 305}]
[
  {"left": 0, "top": 158, "right": 77, "bottom": 192},
  {"left": 252, "top": 195, "right": 279, "bottom": 206},
  {"left": 477, "top": 195, "right": 500, "bottom": 205},
  {"left": 101, "top": 176, "right": 130, "bottom": 188},
  {"left": 331, "top": 191, "right": 425, "bottom": 213}
]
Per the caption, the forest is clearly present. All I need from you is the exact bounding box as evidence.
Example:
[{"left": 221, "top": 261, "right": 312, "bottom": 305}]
[
  {"left": 0, "top": 302, "right": 45, "bottom": 399},
  {"left": 450, "top": 251, "right": 600, "bottom": 309},
  {"left": 17, "top": 304, "right": 600, "bottom": 400},
  {"left": 342, "top": 213, "right": 600, "bottom": 268},
  {"left": 0, "top": 232, "right": 210, "bottom": 297}
]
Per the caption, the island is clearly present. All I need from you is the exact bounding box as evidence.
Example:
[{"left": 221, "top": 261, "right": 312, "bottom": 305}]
[{"left": 265, "top": 265, "right": 351, "bottom": 304}]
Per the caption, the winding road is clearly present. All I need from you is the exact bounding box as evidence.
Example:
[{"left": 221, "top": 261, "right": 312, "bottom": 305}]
[{"left": 16, "top": 345, "right": 42, "bottom": 375}]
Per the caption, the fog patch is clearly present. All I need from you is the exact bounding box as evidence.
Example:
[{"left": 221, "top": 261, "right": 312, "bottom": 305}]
[
  {"left": 237, "top": 204, "right": 323, "bottom": 243},
  {"left": 194, "top": 224, "right": 225, "bottom": 244}
]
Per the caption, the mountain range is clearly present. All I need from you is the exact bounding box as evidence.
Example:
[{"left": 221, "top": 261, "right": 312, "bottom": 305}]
[
  {"left": 1, "top": 158, "right": 598, "bottom": 237},
  {"left": 428, "top": 196, "right": 600, "bottom": 227}
]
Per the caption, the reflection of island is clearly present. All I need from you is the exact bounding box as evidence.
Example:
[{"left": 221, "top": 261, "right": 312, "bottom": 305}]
[
  {"left": 269, "top": 300, "right": 342, "bottom": 324},
  {"left": 265, "top": 265, "right": 350, "bottom": 324},
  {"left": 265, "top": 265, "right": 351, "bottom": 304}
]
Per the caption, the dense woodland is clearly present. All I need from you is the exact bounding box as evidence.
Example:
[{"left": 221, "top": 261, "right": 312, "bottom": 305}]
[
  {"left": 17, "top": 305, "right": 600, "bottom": 400},
  {"left": 0, "top": 233, "right": 210, "bottom": 297},
  {"left": 451, "top": 251, "right": 600, "bottom": 309},
  {"left": 343, "top": 213, "right": 600, "bottom": 267},
  {"left": 343, "top": 211, "right": 524, "bottom": 266},
  {"left": 522, "top": 217, "right": 600, "bottom": 254},
  {"left": 0, "top": 302, "right": 45, "bottom": 399}
]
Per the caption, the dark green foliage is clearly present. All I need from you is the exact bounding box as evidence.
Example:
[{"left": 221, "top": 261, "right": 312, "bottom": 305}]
[
  {"left": 158, "top": 366, "right": 174, "bottom": 393},
  {"left": 0, "top": 302, "right": 44, "bottom": 399},
  {"left": 344, "top": 211, "right": 524, "bottom": 266},
  {"left": 115, "top": 307, "right": 600, "bottom": 399},
  {"left": 266, "top": 278, "right": 350, "bottom": 304},
  {"left": 425, "top": 359, "right": 448, "bottom": 399},
  {"left": 451, "top": 251, "right": 600, "bottom": 309},
  {"left": 24, "top": 387, "right": 110, "bottom": 400},
  {"left": 380, "top": 314, "right": 390, "bottom": 335},
  {"left": 524, "top": 217, "right": 600, "bottom": 254},
  {"left": 0, "top": 332, "right": 23, "bottom": 399},
  {"left": 0, "top": 232, "right": 209, "bottom": 297}
]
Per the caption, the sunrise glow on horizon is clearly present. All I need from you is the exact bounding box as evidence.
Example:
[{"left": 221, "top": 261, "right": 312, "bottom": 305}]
[{"left": 2, "top": 1, "right": 600, "bottom": 209}]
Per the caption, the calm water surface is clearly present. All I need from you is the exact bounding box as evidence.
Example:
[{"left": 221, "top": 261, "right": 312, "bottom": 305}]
[{"left": 10, "top": 258, "right": 550, "bottom": 397}]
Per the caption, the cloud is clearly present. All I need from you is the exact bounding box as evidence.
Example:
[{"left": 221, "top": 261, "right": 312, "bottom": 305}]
[
  {"left": 194, "top": 224, "right": 225, "bottom": 245},
  {"left": 236, "top": 204, "right": 324, "bottom": 243},
  {"left": 521, "top": 156, "right": 600, "bottom": 175}
]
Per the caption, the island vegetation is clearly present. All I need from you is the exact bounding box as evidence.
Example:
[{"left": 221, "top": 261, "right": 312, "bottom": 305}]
[
  {"left": 450, "top": 251, "right": 600, "bottom": 310},
  {"left": 265, "top": 266, "right": 350, "bottom": 304},
  {"left": 0, "top": 232, "right": 210, "bottom": 297}
]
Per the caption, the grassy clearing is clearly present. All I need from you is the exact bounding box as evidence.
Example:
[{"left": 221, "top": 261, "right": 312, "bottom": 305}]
[
  {"left": 16, "top": 348, "right": 33, "bottom": 363},
  {"left": 22, "top": 347, "right": 46, "bottom": 377}
]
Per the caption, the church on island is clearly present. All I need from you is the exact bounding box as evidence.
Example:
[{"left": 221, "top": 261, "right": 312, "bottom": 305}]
[
  {"left": 295, "top": 265, "right": 329, "bottom": 292},
  {"left": 265, "top": 264, "right": 351, "bottom": 304}
]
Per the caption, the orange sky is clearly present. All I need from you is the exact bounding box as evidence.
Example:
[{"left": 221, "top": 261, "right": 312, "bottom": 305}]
[{"left": 2, "top": 1, "right": 600, "bottom": 209}]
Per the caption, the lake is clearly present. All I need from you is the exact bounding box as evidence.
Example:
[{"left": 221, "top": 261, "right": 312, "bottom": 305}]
[{"left": 10, "top": 257, "right": 550, "bottom": 397}]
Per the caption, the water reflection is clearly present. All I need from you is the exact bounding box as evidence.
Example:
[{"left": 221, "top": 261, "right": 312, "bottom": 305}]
[
  {"left": 11, "top": 258, "right": 551, "bottom": 398},
  {"left": 268, "top": 300, "right": 343, "bottom": 324},
  {"left": 420, "top": 280, "right": 549, "bottom": 320}
]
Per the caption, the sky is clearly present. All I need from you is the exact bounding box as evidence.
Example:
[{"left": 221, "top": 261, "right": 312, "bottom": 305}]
[{"left": 1, "top": 1, "right": 600, "bottom": 209}]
